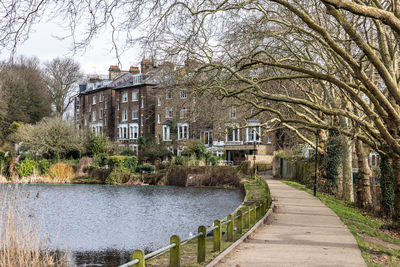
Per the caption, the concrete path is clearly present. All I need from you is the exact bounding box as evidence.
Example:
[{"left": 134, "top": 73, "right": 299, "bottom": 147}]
[{"left": 214, "top": 178, "right": 366, "bottom": 267}]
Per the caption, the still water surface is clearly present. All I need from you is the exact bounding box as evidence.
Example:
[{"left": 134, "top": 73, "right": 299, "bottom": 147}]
[{"left": 13, "top": 184, "right": 243, "bottom": 266}]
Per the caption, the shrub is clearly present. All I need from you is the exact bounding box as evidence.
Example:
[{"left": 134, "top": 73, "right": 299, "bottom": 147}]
[
  {"left": 15, "top": 159, "right": 37, "bottom": 177},
  {"left": 120, "top": 149, "right": 136, "bottom": 156},
  {"left": 106, "top": 156, "right": 137, "bottom": 184},
  {"left": 47, "top": 162, "right": 75, "bottom": 180},
  {"left": 38, "top": 159, "right": 51, "bottom": 175},
  {"left": 136, "top": 164, "right": 156, "bottom": 173},
  {"left": 174, "top": 156, "right": 184, "bottom": 166},
  {"left": 85, "top": 135, "right": 106, "bottom": 156},
  {"left": 0, "top": 151, "right": 11, "bottom": 176},
  {"left": 12, "top": 116, "right": 83, "bottom": 159},
  {"left": 123, "top": 156, "right": 138, "bottom": 172}
]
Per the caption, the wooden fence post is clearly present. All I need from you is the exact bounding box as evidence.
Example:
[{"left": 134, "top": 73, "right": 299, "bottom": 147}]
[
  {"left": 227, "top": 214, "right": 234, "bottom": 242},
  {"left": 197, "top": 225, "right": 206, "bottom": 263},
  {"left": 236, "top": 210, "right": 243, "bottom": 234},
  {"left": 131, "top": 249, "right": 145, "bottom": 267},
  {"left": 170, "top": 235, "right": 180, "bottom": 267},
  {"left": 244, "top": 206, "right": 250, "bottom": 229},
  {"left": 251, "top": 205, "right": 256, "bottom": 225},
  {"left": 213, "top": 219, "right": 221, "bottom": 251}
]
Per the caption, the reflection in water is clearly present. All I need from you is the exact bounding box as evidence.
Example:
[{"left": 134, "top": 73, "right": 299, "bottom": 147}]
[{"left": 5, "top": 184, "right": 243, "bottom": 266}]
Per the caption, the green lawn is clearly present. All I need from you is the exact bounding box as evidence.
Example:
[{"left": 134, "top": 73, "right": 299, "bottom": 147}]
[{"left": 283, "top": 180, "right": 400, "bottom": 267}]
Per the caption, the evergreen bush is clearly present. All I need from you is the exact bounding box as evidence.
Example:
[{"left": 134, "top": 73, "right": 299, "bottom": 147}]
[
  {"left": 15, "top": 159, "right": 37, "bottom": 177},
  {"left": 38, "top": 159, "right": 51, "bottom": 175}
]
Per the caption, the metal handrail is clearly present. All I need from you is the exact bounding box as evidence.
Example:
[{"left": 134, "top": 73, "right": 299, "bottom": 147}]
[
  {"left": 221, "top": 219, "right": 232, "bottom": 226},
  {"left": 181, "top": 232, "right": 203, "bottom": 244},
  {"left": 119, "top": 179, "right": 271, "bottom": 267},
  {"left": 119, "top": 258, "right": 139, "bottom": 267},
  {"left": 145, "top": 243, "right": 176, "bottom": 260},
  {"left": 206, "top": 225, "right": 218, "bottom": 233}
]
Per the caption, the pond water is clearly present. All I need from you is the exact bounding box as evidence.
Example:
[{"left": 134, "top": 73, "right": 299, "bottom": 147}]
[{"left": 4, "top": 184, "right": 243, "bottom": 267}]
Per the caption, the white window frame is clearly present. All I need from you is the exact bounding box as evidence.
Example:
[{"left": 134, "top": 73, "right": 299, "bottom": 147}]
[
  {"left": 92, "top": 111, "right": 97, "bottom": 122},
  {"left": 180, "top": 107, "right": 187, "bottom": 119},
  {"left": 157, "top": 96, "right": 161, "bottom": 106},
  {"left": 99, "top": 109, "right": 103, "bottom": 120},
  {"left": 122, "top": 108, "right": 128, "bottom": 121},
  {"left": 180, "top": 90, "right": 187, "bottom": 99},
  {"left": 93, "top": 95, "right": 97, "bottom": 105},
  {"left": 162, "top": 125, "right": 171, "bottom": 141},
  {"left": 132, "top": 110, "right": 139, "bottom": 120},
  {"left": 230, "top": 106, "right": 236, "bottom": 119},
  {"left": 99, "top": 93, "right": 103, "bottom": 102},
  {"left": 157, "top": 114, "right": 161, "bottom": 124},
  {"left": 141, "top": 117, "right": 144, "bottom": 126},
  {"left": 122, "top": 92, "right": 128, "bottom": 103},
  {"left": 267, "top": 135, "right": 272, "bottom": 144},
  {"left": 166, "top": 90, "right": 172, "bottom": 99},
  {"left": 177, "top": 123, "right": 189, "bottom": 140},
  {"left": 226, "top": 127, "right": 240, "bottom": 142},
  {"left": 246, "top": 126, "right": 261, "bottom": 143},
  {"left": 141, "top": 98, "right": 145, "bottom": 108},
  {"left": 132, "top": 92, "right": 138, "bottom": 101},
  {"left": 118, "top": 124, "right": 128, "bottom": 140},
  {"left": 166, "top": 107, "right": 173, "bottom": 118},
  {"left": 129, "top": 123, "right": 139, "bottom": 140},
  {"left": 200, "top": 130, "right": 210, "bottom": 146}
]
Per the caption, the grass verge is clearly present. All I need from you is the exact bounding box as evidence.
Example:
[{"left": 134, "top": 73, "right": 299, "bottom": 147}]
[
  {"left": 146, "top": 177, "right": 270, "bottom": 267},
  {"left": 283, "top": 180, "right": 400, "bottom": 267}
]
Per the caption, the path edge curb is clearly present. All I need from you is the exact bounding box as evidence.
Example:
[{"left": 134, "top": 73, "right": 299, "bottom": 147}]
[{"left": 205, "top": 201, "right": 275, "bottom": 267}]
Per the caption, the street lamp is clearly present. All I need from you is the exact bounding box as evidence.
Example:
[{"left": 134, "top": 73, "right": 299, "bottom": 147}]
[
  {"left": 253, "top": 141, "right": 256, "bottom": 178},
  {"left": 314, "top": 129, "right": 320, "bottom": 197}
]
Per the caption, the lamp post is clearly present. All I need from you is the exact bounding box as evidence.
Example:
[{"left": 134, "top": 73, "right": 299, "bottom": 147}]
[
  {"left": 314, "top": 129, "right": 320, "bottom": 197},
  {"left": 253, "top": 141, "right": 256, "bottom": 178}
]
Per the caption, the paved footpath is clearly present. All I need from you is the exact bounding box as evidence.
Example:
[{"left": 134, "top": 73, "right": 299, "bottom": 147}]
[{"left": 214, "top": 178, "right": 366, "bottom": 267}]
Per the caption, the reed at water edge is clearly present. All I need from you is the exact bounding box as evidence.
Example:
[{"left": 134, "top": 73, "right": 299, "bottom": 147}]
[{"left": 0, "top": 184, "right": 70, "bottom": 266}]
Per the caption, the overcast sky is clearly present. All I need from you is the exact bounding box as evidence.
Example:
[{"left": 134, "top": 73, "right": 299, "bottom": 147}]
[{"left": 1, "top": 19, "right": 143, "bottom": 76}]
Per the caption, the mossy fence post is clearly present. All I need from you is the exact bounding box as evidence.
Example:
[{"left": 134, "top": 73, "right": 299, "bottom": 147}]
[
  {"left": 170, "top": 235, "right": 180, "bottom": 267},
  {"left": 236, "top": 210, "right": 243, "bottom": 234},
  {"left": 197, "top": 225, "right": 206, "bottom": 263},
  {"left": 251, "top": 205, "right": 256, "bottom": 225},
  {"left": 213, "top": 219, "right": 221, "bottom": 251},
  {"left": 243, "top": 206, "right": 250, "bottom": 229},
  {"left": 227, "top": 214, "right": 234, "bottom": 241},
  {"left": 131, "top": 249, "right": 145, "bottom": 267}
]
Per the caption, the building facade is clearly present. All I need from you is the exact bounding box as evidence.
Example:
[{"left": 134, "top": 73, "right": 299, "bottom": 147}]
[{"left": 75, "top": 60, "right": 275, "bottom": 162}]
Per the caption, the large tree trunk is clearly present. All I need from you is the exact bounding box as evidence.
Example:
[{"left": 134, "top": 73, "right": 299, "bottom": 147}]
[
  {"left": 337, "top": 160, "right": 343, "bottom": 199},
  {"left": 392, "top": 156, "right": 400, "bottom": 223},
  {"left": 355, "top": 139, "right": 372, "bottom": 209},
  {"left": 342, "top": 137, "right": 354, "bottom": 202}
]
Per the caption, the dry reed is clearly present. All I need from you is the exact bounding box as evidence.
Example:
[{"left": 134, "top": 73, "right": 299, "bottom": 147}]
[{"left": 0, "top": 185, "right": 70, "bottom": 267}]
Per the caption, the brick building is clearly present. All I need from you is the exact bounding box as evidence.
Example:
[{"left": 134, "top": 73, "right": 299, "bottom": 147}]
[{"left": 75, "top": 59, "right": 275, "bottom": 162}]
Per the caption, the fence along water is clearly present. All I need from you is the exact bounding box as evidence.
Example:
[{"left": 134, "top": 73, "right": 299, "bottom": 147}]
[{"left": 119, "top": 177, "right": 272, "bottom": 267}]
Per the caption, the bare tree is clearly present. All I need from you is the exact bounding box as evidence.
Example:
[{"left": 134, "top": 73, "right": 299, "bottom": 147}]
[
  {"left": 0, "top": 56, "right": 51, "bottom": 136},
  {"left": 44, "top": 57, "right": 82, "bottom": 117},
  {"left": 2, "top": 0, "right": 400, "bottom": 221}
]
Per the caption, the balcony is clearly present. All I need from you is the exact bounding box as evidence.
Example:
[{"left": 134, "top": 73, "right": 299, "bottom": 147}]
[{"left": 225, "top": 141, "right": 243, "bottom": 146}]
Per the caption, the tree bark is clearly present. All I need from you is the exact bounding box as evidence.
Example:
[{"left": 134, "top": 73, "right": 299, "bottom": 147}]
[
  {"left": 392, "top": 156, "right": 400, "bottom": 222},
  {"left": 337, "top": 160, "right": 343, "bottom": 199},
  {"left": 342, "top": 136, "right": 354, "bottom": 202},
  {"left": 355, "top": 139, "right": 372, "bottom": 209}
]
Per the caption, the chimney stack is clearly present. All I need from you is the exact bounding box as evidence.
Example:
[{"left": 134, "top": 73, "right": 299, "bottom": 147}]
[
  {"left": 108, "top": 65, "right": 121, "bottom": 80},
  {"left": 129, "top": 66, "right": 140, "bottom": 75},
  {"left": 140, "top": 59, "right": 154, "bottom": 74}
]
